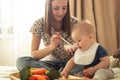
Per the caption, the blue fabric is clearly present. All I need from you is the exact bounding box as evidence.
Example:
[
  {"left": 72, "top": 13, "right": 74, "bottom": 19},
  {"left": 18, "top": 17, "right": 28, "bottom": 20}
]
[{"left": 16, "top": 56, "right": 84, "bottom": 74}]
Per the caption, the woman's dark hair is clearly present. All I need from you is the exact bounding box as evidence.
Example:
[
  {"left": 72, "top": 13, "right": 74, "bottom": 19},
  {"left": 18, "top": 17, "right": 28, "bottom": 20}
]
[{"left": 45, "top": 0, "right": 71, "bottom": 37}]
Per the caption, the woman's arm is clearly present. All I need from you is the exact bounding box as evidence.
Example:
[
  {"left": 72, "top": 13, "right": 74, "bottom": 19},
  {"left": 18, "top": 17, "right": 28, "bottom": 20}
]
[{"left": 31, "top": 33, "right": 61, "bottom": 60}]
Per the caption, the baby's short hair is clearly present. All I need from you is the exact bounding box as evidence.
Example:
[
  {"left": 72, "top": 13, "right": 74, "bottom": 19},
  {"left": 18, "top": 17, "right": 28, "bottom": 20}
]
[{"left": 72, "top": 20, "right": 95, "bottom": 35}]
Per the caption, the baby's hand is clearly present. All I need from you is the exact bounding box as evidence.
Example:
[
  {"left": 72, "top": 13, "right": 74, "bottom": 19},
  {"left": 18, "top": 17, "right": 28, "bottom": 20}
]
[
  {"left": 60, "top": 70, "right": 68, "bottom": 78},
  {"left": 83, "top": 67, "right": 96, "bottom": 78}
]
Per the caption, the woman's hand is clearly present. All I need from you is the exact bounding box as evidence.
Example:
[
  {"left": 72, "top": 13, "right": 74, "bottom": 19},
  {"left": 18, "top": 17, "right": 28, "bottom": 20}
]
[
  {"left": 50, "top": 33, "right": 62, "bottom": 50},
  {"left": 64, "top": 44, "right": 77, "bottom": 55}
]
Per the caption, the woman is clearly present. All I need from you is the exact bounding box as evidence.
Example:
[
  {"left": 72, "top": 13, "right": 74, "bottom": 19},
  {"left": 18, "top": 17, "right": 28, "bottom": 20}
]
[{"left": 16, "top": 0, "right": 83, "bottom": 74}]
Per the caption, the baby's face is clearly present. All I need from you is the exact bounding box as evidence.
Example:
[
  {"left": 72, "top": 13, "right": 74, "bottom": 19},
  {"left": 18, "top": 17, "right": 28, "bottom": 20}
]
[{"left": 72, "top": 31, "right": 92, "bottom": 51}]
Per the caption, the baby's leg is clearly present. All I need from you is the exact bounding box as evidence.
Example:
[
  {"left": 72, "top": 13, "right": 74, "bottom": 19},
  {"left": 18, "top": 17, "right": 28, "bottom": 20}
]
[{"left": 93, "top": 68, "right": 114, "bottom": 80}]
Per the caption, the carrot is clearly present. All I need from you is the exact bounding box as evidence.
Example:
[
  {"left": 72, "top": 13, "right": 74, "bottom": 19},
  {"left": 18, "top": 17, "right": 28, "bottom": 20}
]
[
  {"left": 31, "top": 68, "right": 46, "bottom": 75},
  {"left": 33, "top": 74, "right": 49, "bottom": 80}
]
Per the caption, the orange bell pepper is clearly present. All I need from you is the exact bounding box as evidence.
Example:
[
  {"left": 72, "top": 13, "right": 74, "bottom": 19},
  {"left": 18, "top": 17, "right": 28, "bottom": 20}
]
[{"left": 29, "top": 76, "right": 37, "bottom": 80}]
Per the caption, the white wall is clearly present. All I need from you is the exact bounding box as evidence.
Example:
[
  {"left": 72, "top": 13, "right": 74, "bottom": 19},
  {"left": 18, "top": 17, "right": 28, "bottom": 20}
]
[
  {"left": 0, "top": 38, "right": 18, "bottom": 66},
  {"left": 0, "top": 0, "right": 45, "bottom": 66}
]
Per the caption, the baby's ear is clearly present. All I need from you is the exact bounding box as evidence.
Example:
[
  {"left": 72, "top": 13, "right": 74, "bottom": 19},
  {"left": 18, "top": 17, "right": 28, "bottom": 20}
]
[
  {"left": 89, "top": 33, "right": 94, "bottom": 39},
  {"left": 113, "top": 48, "right": 120, "bottom": 59}
]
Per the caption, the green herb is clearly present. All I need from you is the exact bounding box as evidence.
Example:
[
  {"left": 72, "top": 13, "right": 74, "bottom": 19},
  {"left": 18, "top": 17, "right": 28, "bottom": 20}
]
[
  {"left": 46, "top": 68, "right": 60, "bottom": 80},
  {"left": 20, "top": 65, "right": 31, "bottom": 80}
]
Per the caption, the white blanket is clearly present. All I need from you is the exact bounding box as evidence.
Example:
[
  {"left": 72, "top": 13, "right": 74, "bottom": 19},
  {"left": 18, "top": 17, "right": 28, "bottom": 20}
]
[{"left": 0, "top": 66, "right": 18, "bottom": 80}]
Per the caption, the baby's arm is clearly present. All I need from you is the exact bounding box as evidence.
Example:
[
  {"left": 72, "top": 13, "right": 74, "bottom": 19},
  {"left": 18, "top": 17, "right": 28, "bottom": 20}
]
[
  {"left": 84, "top": 56, "right": 110, "bottom": 76},
  {"left": 61, "top": 57, "right": 75, "bottom": 78},
  {"left": 94, "top": 56, "right": 110, "bottom": 71}
]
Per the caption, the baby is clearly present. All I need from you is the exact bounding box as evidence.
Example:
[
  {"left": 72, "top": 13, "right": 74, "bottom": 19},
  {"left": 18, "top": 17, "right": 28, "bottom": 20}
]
[{"left": 60, "top": 20, "right": 110, "bottom": 79}]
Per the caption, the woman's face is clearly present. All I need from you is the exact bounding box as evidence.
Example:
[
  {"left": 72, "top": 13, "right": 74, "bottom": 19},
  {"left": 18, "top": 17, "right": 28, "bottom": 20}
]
[{"left": 51, "top": 0, "right": 68, "bottom": 21}]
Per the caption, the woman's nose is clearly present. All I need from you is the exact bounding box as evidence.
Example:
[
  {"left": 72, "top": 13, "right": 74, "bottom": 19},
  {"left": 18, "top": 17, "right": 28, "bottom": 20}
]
[{"left": 58, "top": 9, "right": 64, "bottom": 15}]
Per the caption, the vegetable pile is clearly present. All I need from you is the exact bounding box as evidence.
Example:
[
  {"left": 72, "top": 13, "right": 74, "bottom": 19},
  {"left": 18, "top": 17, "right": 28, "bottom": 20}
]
[{"left": 20, "top": 65, "right": 60, "bottom": 80}]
